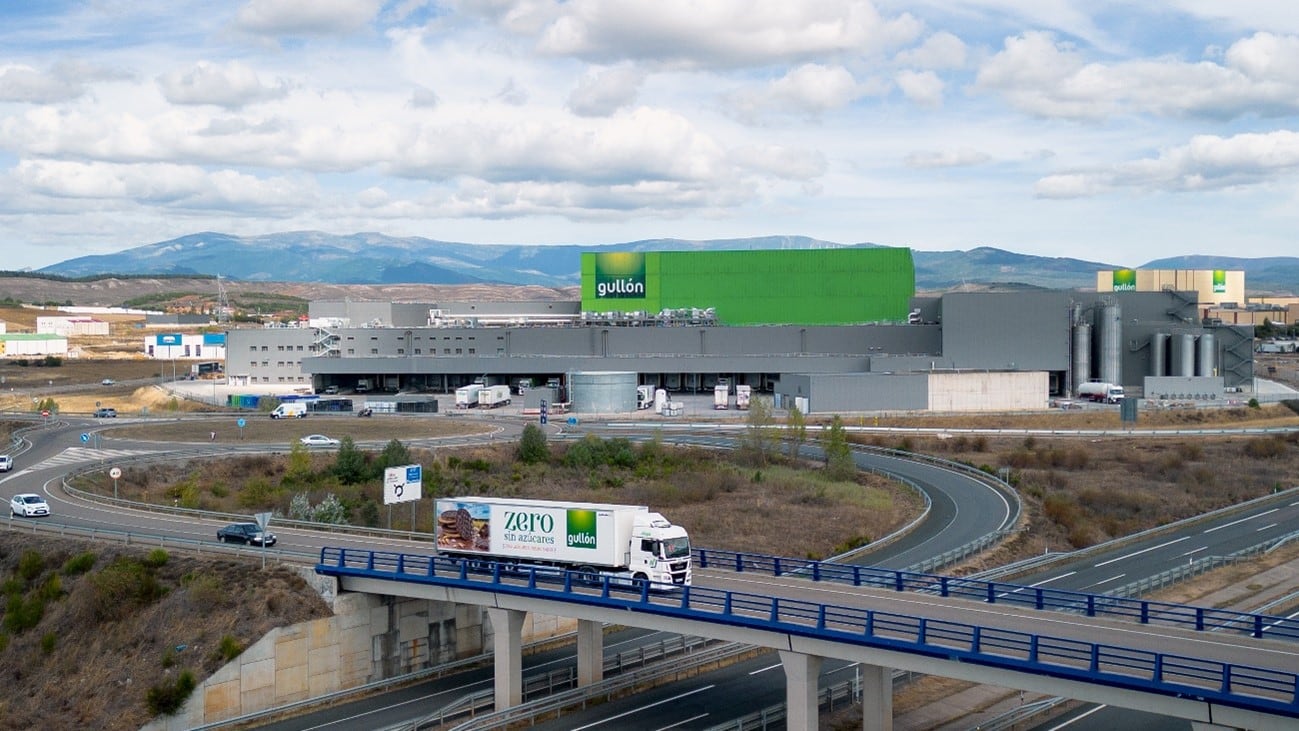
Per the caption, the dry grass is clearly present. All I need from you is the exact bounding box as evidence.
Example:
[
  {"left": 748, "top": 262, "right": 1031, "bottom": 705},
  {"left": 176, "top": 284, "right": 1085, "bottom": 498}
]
[
  {"left": 70, "top": 442, "right": 922, "bottom": 560},
  {"left": 0, "top": 533, "right": 330, "bottom": 731}
]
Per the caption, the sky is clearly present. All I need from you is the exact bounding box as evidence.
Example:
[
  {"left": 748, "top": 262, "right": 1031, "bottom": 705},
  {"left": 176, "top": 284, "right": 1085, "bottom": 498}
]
[{"left": 3, "top": 1, "right": 1299, "bottom": 271}]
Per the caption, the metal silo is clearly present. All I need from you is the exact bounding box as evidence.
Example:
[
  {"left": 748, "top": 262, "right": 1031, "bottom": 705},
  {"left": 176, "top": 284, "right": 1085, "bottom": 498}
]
[
  {"left": 568, "top": 371, "right": 637, "bottom": 413},
  {"left": 1072, "top": 321, "right": 1092, "bottom": 396},
  {"left": 1196, "top": 332, "right": 1216, "bottom": 377},
  {"left": 1150, "top": 333, "right": 1168, "bottom": 377},
  {"left": 1097, "top": 301, "right": 1121, "bottom": 386},
  {"left": 1170, "top": 333, "right": 1195, "bottom": 377}
]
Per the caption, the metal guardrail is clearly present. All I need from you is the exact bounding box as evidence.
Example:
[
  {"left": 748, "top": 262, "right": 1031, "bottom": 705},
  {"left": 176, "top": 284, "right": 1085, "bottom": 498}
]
[
  {"left": 317, "top": 547, "right": 1299, "bottom": 720},
  {"left": 437, "top": 642, "right": 757, "bottom": 731},
  {"left": 690, "top": 547, "right": 1299, "bottom": 642},
  {"left": 1, "top": 516, "right": 316, "bottom": 564},
  {"left": 703, "top": 675, "right": 863, "bottom": 731}
]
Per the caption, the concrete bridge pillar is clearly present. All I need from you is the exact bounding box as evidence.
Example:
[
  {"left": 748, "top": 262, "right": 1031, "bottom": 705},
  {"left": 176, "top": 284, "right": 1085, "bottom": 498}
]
[
  {"left": 486, "top": 607, "right": 525, "bottom": 711},
  {"left": 780, "top": 650, "right": 823, "bottom": 731},
  {"left": 576, "top": 619, "right": 603, "bottom": 686},
  {"left": 860, "top": 663, "right": 893, "bottom": 731}
]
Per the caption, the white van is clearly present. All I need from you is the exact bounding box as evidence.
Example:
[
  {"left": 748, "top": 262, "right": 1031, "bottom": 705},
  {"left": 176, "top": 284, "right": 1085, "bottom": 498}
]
[{"left": 270, "top": 402, "right": 308, "bottom": 419}]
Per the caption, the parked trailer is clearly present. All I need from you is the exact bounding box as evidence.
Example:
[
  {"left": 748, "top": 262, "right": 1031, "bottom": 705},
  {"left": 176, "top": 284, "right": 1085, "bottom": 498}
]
[
  {"left": 455, "top": 384, "right": 483, "bottom": 409},
  {"left": 478, "top": 384, "right": 512, "bottom": 408},
  {"left": 434, "top": 497, "right": 692, "bottom": 586},
  {"left": 735, "top": 385, "right": 752, "bottom": 410},
  {"left": 478, "top": 385, "right": 511, "bottom": 408},
  {"left": 713, "top": 384, "right": 729, "bottom": 410}
]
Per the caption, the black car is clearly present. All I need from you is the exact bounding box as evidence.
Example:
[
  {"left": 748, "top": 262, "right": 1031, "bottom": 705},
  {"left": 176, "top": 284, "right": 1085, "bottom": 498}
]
[{"left": 216, "top": 523, "right": 277, "bottom": 546}]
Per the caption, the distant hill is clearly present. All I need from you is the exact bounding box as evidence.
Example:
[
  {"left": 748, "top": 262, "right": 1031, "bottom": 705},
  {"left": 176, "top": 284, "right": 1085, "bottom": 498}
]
[{"left": 30, "top": 231, "right": 1299, "bottom": 294}]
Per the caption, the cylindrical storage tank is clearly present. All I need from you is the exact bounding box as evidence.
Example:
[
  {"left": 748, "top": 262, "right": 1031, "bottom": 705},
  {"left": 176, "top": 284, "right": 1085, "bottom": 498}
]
[
  {"left": 1098, "top": 302, "right": 1122, "bottom": 386},
  {"left": 1151, "top": 333, "right": 1168, "bottom": 377},
  {"left": 1170, "top": 333, "right": 1195, "bottom": 377},
  {"left": 1072, "top": 322, "right": 1092, "bottom": 396},
  {"left": 568, "top": 371, "right": 637, "bottom": 414},
  {"left": 1197, "top": 332, "right": 1216, "bottom": 377}
]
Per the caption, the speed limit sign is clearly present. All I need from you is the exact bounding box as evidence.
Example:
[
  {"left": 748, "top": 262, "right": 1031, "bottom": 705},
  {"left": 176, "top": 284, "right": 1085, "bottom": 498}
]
[{"left": 109, "top": 467, "right": 122, "bottom": 479}]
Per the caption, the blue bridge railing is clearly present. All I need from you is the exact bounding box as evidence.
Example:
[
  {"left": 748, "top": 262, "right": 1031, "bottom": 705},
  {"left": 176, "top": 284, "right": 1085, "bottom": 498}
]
[
  {"left": 317, "top": 547, "right": 1299, "bottom": 720},
  {"left": 692, "top": 548, "right": 1299, "bottom": 642}
]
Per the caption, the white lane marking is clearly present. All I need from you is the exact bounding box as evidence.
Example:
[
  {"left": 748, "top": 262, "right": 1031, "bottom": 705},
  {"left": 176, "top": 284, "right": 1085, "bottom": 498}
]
[
  {"left": 656, "top": 713, "right": 709, "bottom": 730},
  {"left": 1084, "top": 574, "right": 1125, "bottom": 589},
  {"left": 1180, "top": 546, "right": 1207, "bottom": 557},
  {"left": 1203, "top": 508, "right": 1278, "bottom": 533},
  {"left": 749, "top": 662, "right": 781, "bottom": 675},
  {"left": 1046, "top": 703, "right": 1108, "bottom": 730},
  {"left": 1029, "top": 571, "right": 1076, "bottom": 588},
  {"left": 1256, "top": 523, "right": 1278, "bottom": 532},
  {"left": 994, "top": 571, "right": 1076, "bottom": 600},
  {"left": 570, "top": 685, "right": 716, "bottom": 730},
  {"left": 1094, "top": 536, "right": 1188, "bottom": 567}
]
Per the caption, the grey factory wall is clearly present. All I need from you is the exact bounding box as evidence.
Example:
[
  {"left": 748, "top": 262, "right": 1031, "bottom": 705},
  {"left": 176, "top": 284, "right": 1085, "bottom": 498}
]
[
  {"left": 939, "top": 291, "right": 1076, "bottom": 371},
  {"left": 776, "top": 373, "right": 929, "bottom": 413}
]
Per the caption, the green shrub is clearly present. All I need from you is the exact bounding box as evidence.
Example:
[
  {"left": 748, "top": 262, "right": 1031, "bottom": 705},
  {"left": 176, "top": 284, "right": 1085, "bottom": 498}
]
[
  {"left": 40, "top": 632, "right": 56, "bottom": 655},
  {"left": 4, "top": 594, "right": 44, "bottom": 634},
  {"left": 144, "top": 549, "right": 170, "bottom": 568},
  {"left": 146, "top": 669, "right": 197, "bottom": 716},
  {"left": 217, "top": 634, "right": 244, "bottom": 661},
  {"left": 89, "top": 559, "right": 166, "bottom": 620},
  {"left": 18, "top": 550, "right": 44, "bottom": 583},
  {"left": 62, "top": 552, "right": 97, "bottom": 575},
  {"left": 516, "top": 424, "right": 549, "bottom": 464}
]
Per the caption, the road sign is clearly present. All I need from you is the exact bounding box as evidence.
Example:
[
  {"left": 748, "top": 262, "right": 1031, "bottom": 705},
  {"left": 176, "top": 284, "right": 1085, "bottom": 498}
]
[
  {"left": 41, "top": 410, "right": 49, "bottom": 418},
  {"left": 237, "top": 418, "right": 246, "bottom": 428},
  {"left": 253, "top": 512, "right": 272, "bottom": 530},
  {"left": 80, "top": 433, "right": 89, "bottom": 443},
  {"left": 109, "top": 467, "right": 122, "bottom": 479},
  {"left": 383, "top": 464, "right": 422, "bottom": 504}
]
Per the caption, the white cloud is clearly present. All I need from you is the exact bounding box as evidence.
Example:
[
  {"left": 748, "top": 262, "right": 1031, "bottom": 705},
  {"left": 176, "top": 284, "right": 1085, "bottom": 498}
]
[
  {"left": 977, "top": 30, "right": 1299, "bottom": 121},
  {"left": 0, "top": 61, "right": 127, "bottom": 103},
  {"left": 157, "top": 61, "right": 288, "bottom": 108},
  {"left": 895, "top": 31, "right": 968, "bottom": 70},
  {"left": 895, "top": 69, "right": 944, "bottom": 107},
  {"left": 727, "top": 64, "right": 865, "bottom": 121},
  {"left": 14, "top": 159, "right": 314, "bottom": 210},
  {"left": 568, "top": 65, "right": 645, "bottom": 117},
  {"left": 905, "top": 148, "right": 991, "bottom": 168},
  {"left": 519, "top": 0, "right": 923, "bottom": 68},
  {"left": 235, "top": 0, "right": 382, "bottom": 36},
  {"left": 1035, "top": 130, "right": 1299, "bottom": 197}
]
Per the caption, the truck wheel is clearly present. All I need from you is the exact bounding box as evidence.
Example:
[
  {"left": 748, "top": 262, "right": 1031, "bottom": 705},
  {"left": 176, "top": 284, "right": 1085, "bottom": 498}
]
[{"left": 633, "top": 572, "right": 649, "bottom": 588}]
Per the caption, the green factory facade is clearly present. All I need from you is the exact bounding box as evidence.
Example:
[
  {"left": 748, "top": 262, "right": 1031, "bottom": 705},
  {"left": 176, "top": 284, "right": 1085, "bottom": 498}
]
[{"left": 580, "top": 248, "right": 916, "bottom": 325}]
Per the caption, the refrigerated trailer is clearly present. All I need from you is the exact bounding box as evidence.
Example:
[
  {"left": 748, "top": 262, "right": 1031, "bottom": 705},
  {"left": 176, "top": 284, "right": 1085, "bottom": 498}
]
[{"left": 434, "top": 497, "right": 692, "bottom": 586}]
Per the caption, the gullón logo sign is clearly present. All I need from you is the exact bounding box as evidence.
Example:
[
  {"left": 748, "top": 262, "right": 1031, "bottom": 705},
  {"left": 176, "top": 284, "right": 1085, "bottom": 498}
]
[
  {"left": 567, "top": 509, "right": 598, "bottom": 549},
  {"left": 1112, "top": 269, "right": 1137, "bottom": 292},
  {"left": 1212, "top": 269, "right": 1227, "bottom": 294},
  {"left": 594, "top": 252, "right": 646, "bottom": 298}
]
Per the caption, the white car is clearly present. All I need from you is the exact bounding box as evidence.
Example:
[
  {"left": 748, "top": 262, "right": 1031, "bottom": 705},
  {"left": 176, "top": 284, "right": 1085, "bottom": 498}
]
[
  {"left": 10, "top": 493, "right": 50, "bottom": 518},
  {"left": 299, "top": 434, "right": 341, "bottom": 448},
  {"left": 0, "top": 455, "right": 12, "bottom": 472}
]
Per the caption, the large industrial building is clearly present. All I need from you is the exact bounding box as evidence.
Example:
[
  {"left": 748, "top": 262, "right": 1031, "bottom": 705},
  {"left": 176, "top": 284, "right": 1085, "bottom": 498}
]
[{"left": 224, "top": 251, "right": 1255, "bottom": 414}]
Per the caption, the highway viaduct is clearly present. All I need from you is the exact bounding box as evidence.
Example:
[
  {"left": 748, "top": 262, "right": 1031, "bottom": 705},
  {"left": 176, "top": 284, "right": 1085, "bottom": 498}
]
[{"left": 317, "top": 547, "right": 1299, "bottom": 731}]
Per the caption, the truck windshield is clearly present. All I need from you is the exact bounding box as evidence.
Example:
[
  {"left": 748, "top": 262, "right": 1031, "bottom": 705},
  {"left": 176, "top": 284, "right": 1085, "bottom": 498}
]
[{"left": 660, "top": 537, "right": 691, "bottom": 559}]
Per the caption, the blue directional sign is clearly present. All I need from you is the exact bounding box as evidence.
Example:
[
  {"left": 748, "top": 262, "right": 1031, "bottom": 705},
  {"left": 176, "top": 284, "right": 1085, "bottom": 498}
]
[
  {"left": 237, "top": 418, "right": 247, "bottom": 428},
  {"left": 80, "top": 433, "right": 89, "bottom": 443}
]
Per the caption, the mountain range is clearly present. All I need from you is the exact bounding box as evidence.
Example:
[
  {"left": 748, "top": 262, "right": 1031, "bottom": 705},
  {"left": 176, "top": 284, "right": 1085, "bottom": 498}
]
[{"left": 33, "top": 231, "right": 1299, "bottom": 294}]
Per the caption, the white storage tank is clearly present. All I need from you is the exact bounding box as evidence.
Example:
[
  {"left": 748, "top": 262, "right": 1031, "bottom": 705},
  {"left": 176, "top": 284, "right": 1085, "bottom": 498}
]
[
  {"left": 1097, "top": 301, "right": 1122, "bottom": 386},
  {"left": 1150, "top": 333, "right": 1168, "bottom": 377},
  {"left": 1197, "top": 332, "right": 1216, "bottom": 377},
  {"left": 1171, "top": 333, "right": 1196, "bottom": 377},
  {"left": 568, "top": 371, "right": 637, "bottom": 413}
]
